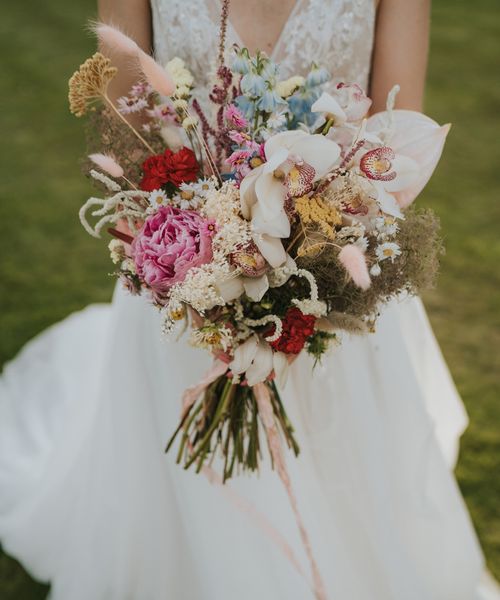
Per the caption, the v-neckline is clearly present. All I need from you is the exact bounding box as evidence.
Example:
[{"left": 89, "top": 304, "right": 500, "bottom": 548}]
[{"left": 214, "top": 0, "right": 301, "bottom": 61}]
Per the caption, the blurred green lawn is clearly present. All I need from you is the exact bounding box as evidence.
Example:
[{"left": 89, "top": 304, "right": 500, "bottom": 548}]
[{"left": 0, "top": 0, "right": 499, "bottom": 597}]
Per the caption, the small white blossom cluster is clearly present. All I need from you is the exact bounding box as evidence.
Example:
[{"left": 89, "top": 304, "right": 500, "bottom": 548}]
[
  {"left": 369, "top": 216, "right": 402, "bottom": 276},
  {"left": 165, "top": 57, "right": 194, "bottom": 99}
]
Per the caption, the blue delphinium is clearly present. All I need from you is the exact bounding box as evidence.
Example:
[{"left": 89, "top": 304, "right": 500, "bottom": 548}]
[
  {"left": 287, "top": 63, "right": 331, "bottom": 127},
  {"left": 257, "top": 88, "right": 287, "bottom": 113}
]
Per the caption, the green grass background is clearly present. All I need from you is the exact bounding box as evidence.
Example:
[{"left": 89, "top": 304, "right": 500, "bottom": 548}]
[{"left": 0, "top": 0, "right": 499, "bottom": 596}]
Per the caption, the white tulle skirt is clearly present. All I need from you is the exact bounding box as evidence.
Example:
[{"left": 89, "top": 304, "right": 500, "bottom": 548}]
[{"left": 0, "top": 286, "right": 498, "bottom": 599}]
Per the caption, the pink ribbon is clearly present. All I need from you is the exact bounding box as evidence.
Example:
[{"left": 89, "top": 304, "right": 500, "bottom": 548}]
[
  {"left": 254, "top": 382, "right": 328, "bottom": 600},
  {"left": 179, "top": 361, "right": 328, "bottom": 600},
  {"left": 181, "top": 358, "right": 229, "bottom": 418}
]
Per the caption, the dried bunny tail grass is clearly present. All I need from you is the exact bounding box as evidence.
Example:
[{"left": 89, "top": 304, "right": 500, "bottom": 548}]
[
  {"left": 338, "top": 244, "right": 371, "bottom": 290},
  {"left": 93, "top": 22, "right": 139, "bottom": 55},
  {"left": 88, "top": 153, "right": 124, "bottom": 178},
  {"left": 92, "top": 22, "right": 175, "bottom": 96}
]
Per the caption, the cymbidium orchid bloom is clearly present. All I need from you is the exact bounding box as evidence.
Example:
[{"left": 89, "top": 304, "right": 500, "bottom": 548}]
[
  {"left": 240, "top": 130, "right": 341, "bottom": 268},
  {"left": 311, "top": 84, "right": 372, "bottom": 128},
  {"left": 366, "top": 110, "right": 450, "bottom": 209},
  {"left": 358, "top": 145, "right": 419, "bottom": 218}
]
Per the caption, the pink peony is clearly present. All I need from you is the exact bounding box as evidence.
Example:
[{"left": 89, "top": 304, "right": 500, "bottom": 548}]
[{"left": 132, "top": 206, "right": 213, "bottom": 293}]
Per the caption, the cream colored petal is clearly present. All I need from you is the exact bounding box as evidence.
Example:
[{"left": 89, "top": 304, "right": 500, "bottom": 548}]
[
  {"left": 384, "top": 155, "right": 419, "bottom": 192},
  {"left": 246, "top": 340, "right": 274, "bottom": 386},
  {"left": 262, "top": 147, "right": 289, "bottom": 174},
  {"left": 242, "top": 274, "right": 269, "bottom": 302},
  {"left": 290, "top": 134, "right": 341, "bottom": 179},
  {"left": 254, "top": 171, "right": 287, "bottom": 219},
  {"left": 239, "top": 166, "right": 262, "bottom": 219},
  {"left": 311, "top": 91, "right": 347, "bottom": 124},
  {"left": 264, "top": 130, "right": 307, "bottom": 159},
  {"left": 216, "top": 275, "right": 245, "bottom": 302},
  {"left": 374, "top": 185, "right": 403, "bottom": 218},
  {"left": 251, "top": 203, "right": 290, "bottom": 238},
  {"left": 230, "top": 336, "right": 259, "bottom": 375},
  {"left": 252, "top": 233, "right": 287, "bottom": 268}
]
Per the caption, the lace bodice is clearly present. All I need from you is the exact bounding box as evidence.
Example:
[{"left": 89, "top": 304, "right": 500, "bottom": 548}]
[{"left": 151, "top": 0, "right": 376, "bottom": 97}]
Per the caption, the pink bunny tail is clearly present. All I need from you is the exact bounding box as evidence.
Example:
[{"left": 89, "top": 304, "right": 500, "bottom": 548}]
[
  {"left": 137, "top": 51, "right": 175, "bottom": 97},
  {"left": 93, "top": 22, "right": 175, "bottom": 97},
  {"left": 88, "top": 153, "right": 124, "bottom": 178},
  {"left": 93, "top": 22, "right": 139, "bottom": 55},
  {"left": 338, "top": 244, "right": 371, "bottom": 290}
]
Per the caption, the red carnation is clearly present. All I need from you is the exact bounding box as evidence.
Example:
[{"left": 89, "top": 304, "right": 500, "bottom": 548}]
[
  {"left": 270, "top": 307, "right": 316, "bottom": 355},
  {"left": 164, "top": 147, "right": 199, "bottom": 187},
  {"left": 140, "top": 147, "right": 199, "bottom": 191}
]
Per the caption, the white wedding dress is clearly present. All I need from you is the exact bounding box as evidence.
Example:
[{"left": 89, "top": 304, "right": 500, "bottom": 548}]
[{"left": 1, "top": 1, "right": 499, "bottom": 598}]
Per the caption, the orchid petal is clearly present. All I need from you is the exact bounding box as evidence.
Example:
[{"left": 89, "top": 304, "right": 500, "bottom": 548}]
[
  {"left": 311, "top": 92, "right": 347, "bottom": 124},
  {"left": 246, "top": 340, "right": 274, "bottom": 386},
  {"left": 264, "top": 130, "right": 307, "bottom": 160},
  {"left": 240, "top": 166, "right": 262, "bottom": 219},
  {"left": 262, "top": 147, "right": 289, "bottom": 174},
  {"left": 383, "top": 155, "right": 419, "bottom": 192},
  {"left": 230, "top": 336, "right": 259, "bottom": 375},
  {"left": 374, "top": 185, "right": 403, "bottom": 218},
  {"left": 216, "top": 276, "right": 245, "bottom": 302},
  {"left": 243, "top": 274, "right": 269, "bottom": 301},
  {"left": 252, "top": 233, "right": 287, "bottom": 268},
  {"left": 254, "top": 172, "right": 287, "bottom": 219},
  {"left": 367, "top": 110, "right": 450, "bottom": 207},
  {"left": 252, "top": 203, "right": 291, "bottom": 238},
  {"left": 290, "top": 134, "right": 341, "bottom": 179}
]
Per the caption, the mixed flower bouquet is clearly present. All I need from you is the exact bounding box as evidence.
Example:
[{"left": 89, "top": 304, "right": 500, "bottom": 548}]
[{"left": 70, "top": 24, "right": 447, "bottom": 483}]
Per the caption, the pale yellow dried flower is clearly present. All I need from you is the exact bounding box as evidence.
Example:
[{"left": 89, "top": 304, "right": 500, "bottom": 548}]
[{"left": 68, "top": 52, "right": 117, "bottom": 117}]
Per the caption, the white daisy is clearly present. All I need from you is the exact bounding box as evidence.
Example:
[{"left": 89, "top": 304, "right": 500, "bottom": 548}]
[
  {"left": 148, "top": 189, "right": 168, "bottom": 209},
  {"left": 375, "top": 242, "right": 401, "bottom": 262}
]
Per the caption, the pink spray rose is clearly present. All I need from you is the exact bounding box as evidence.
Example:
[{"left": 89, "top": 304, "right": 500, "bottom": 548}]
[{"left": 132, "top": 205, "right": 213, "bottom": 293}]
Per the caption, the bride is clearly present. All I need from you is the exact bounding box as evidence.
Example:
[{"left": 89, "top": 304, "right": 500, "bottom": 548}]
[{"left": 0, "top": 0, "right": 498, "bottom": 598}]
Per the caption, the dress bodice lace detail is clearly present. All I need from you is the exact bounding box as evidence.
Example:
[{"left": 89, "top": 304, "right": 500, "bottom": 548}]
[{"left": 150, "top": 0, "right": 376, "bottom": 95}]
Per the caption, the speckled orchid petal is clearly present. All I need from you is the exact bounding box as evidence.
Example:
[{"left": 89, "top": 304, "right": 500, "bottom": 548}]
[
  {"left": 311, "top": 91, "right": 347, "bottom": 124},
  {"left": 230, "top": 336, "right": 259, "bottom": 375},
  {"left": 367, "top": 110, "right": 450, "bottom": 207},
  {"left": 243, "top": 274, "right": 269, "bottom": 302},
  {"left": 289, "top": 134, "right": 341, "bottom": 179},
  {"left": 246, "top": 340, "right": 274, "bottom": 386}
]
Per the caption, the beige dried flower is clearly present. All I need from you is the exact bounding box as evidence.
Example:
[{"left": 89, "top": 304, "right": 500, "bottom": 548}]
[{"left": 68, "top": 52, "right": 117, "bottom": 117}]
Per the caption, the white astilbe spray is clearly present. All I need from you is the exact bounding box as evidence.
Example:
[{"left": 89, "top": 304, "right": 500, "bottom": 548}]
[
  {"left": 89, "top": 169, "right": 121, "bottom": 192},
  {"left": 79, "top": 190, "right": 149, "bottom": 238},
  {"left": 293, "top": 268, "right": 328, "bottom": 317},
  {"left": 242, "top": 315, "right": 283, "bottom": 343}
]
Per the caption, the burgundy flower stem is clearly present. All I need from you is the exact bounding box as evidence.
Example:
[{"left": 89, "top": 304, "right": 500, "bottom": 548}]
[{"left": 218, "top": 0, "right": 231, "bottom": 68}]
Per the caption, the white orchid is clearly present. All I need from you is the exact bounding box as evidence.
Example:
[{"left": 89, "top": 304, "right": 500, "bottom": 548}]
[
  {"left": 239, "top": 130, "right": 341, "bottom": 268},
  {"left": 230, "top": 335, "right": 289, "bottom": 387}
]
